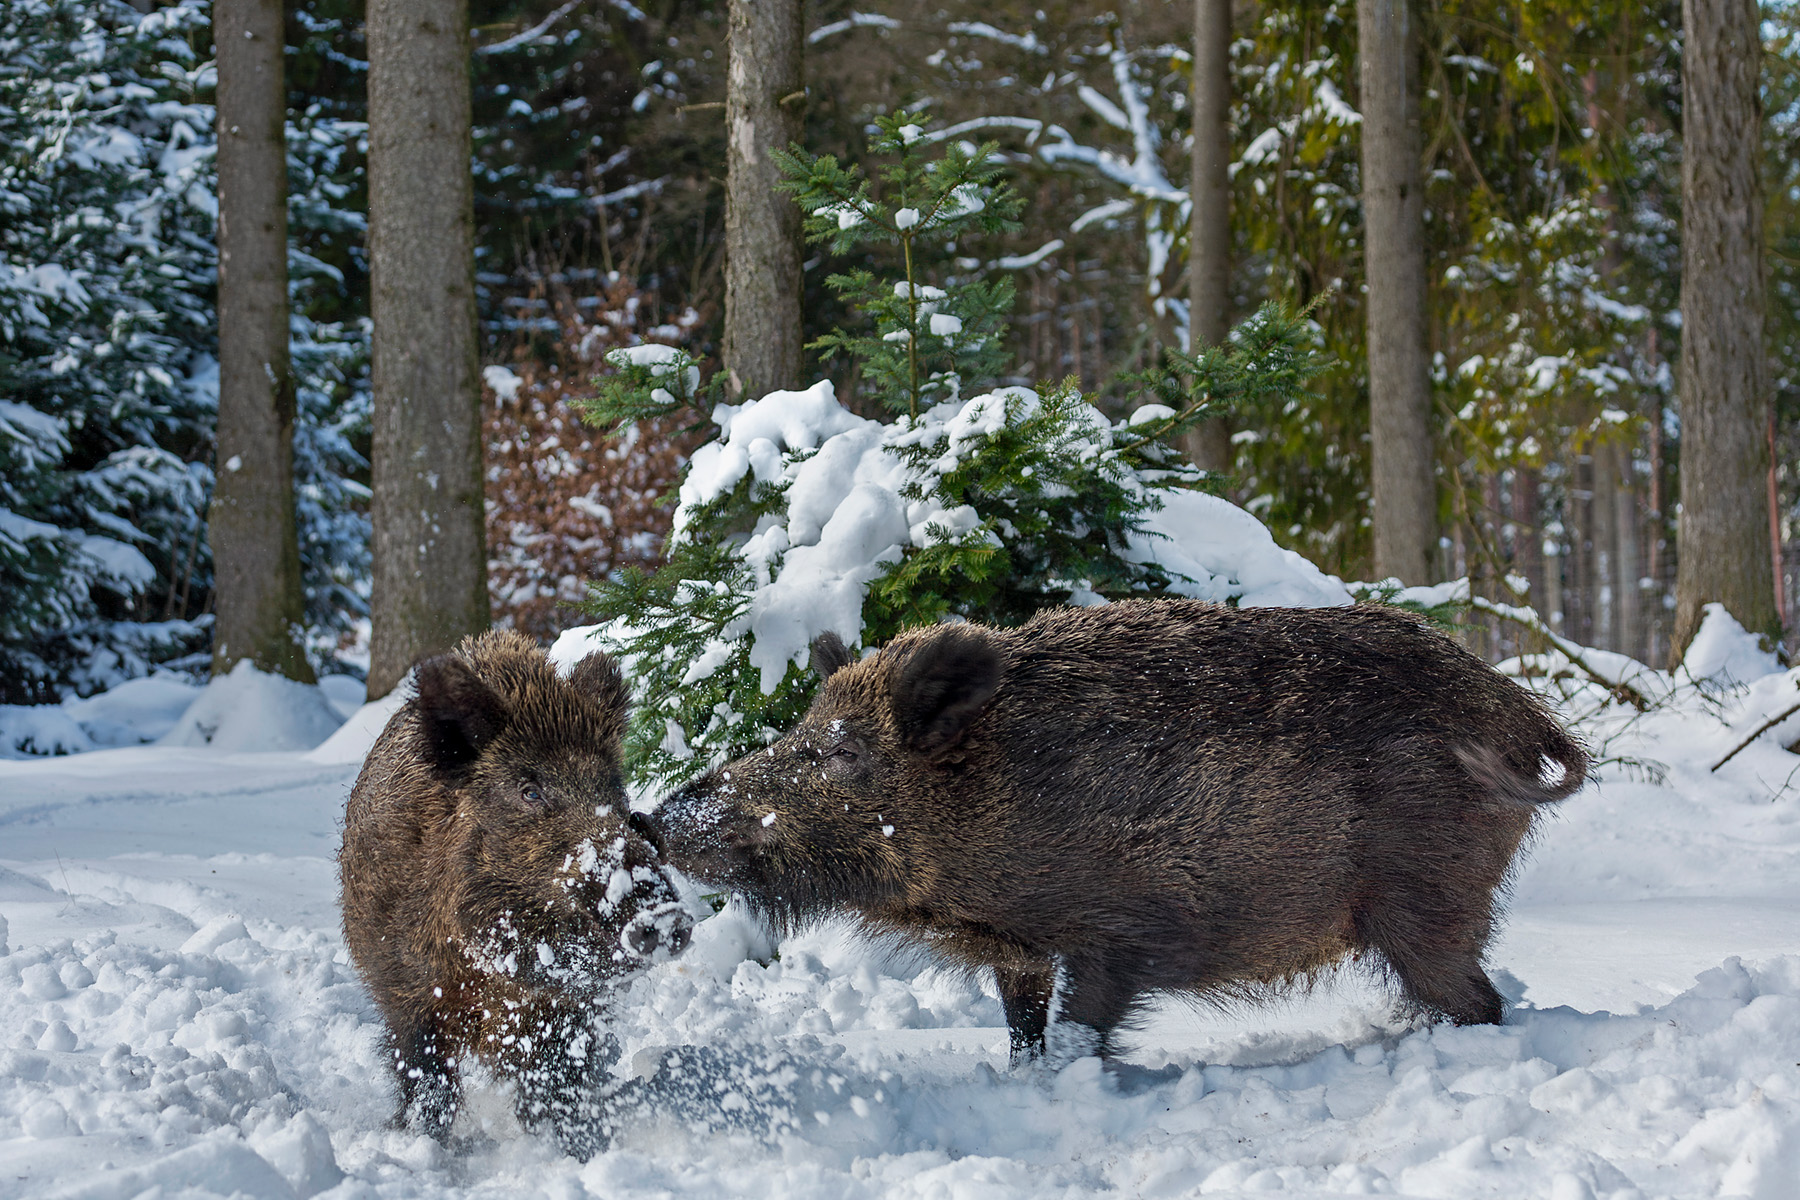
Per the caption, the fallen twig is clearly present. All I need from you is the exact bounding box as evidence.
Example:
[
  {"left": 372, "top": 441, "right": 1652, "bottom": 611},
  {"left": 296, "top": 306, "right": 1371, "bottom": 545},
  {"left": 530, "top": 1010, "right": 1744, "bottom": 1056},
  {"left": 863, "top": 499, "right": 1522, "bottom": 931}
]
[
  {"left": 1710, "top": 695, "right": 1800, "bottom": 773},
  {"left": 1467, "top": 595, "right": 1655, "bottom": 712}
]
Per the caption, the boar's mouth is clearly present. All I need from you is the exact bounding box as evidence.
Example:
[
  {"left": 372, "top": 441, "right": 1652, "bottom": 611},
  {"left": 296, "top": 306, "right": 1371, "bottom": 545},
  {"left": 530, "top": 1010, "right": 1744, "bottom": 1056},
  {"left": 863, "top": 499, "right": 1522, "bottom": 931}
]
[
  {"left": 643, "top": 785, "right": 772, "bottom": 884},
  {"left": 647, "top": 781, "right": 905, "bottom": 931}
]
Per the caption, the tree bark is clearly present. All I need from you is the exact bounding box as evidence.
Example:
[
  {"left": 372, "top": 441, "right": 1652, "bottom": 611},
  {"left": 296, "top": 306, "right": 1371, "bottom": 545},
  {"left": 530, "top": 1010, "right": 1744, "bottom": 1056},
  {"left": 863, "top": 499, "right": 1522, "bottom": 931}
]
[
  {"left": 1181, "top": 0, "right": 1234, "bottom": 476},
  {"left": 209, "top": 0, "right": 313, "bottom": 683},
  {"left": 1512, "top": 468, "right": 1545, "bottom": 643},
  {"left": 722, "top": 0, "right": 804, "bottom": 400},
  {"left": 1612, "top": 442, "right": 1642, "bottom": 660},
  {"left": 1593, "top": 442, "right": 1618, "bottom": 650},
  {"left": 1671, "top": 0, "right": 1778, "bottom": 658},
  {"left": 366, "top": 0, "right": 489, "bottom": 697},
  {"left": 1357, "top": 0, "right": 1437, "bottom": 583}
]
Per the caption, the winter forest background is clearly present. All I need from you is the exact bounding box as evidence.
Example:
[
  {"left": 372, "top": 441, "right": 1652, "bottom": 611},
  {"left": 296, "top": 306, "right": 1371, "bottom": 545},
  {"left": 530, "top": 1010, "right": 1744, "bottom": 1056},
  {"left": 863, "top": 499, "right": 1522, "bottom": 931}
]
[{"left": 3, "top": 0, "right": 1798, "bottom": 710}]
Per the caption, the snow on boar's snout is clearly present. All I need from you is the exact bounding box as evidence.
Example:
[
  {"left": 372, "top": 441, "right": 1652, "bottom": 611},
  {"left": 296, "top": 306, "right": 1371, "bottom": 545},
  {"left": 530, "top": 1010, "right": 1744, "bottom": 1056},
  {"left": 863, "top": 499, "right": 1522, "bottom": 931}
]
[
  {"left": 339, "top": 631, "right": 691, "bottom": 1158},
  {"left": 648, "top": 600, "right": 1589, "bottom": 1069}
]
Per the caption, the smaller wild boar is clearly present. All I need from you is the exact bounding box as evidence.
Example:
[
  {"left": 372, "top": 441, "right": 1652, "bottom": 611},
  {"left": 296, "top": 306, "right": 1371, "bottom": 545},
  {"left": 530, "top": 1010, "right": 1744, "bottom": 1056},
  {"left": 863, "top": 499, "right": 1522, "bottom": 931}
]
[
  {"left": 339, "top": 631, "right": 692, "bottom": 1157},
  {"left": 650, "top": 600, "right": 1587, "bottom": 1064}
]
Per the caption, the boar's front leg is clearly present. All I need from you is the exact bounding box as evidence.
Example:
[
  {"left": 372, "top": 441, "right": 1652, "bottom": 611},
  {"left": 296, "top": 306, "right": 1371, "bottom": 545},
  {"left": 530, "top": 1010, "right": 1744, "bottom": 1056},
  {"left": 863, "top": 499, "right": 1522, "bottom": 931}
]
[
  {"left": 994, "top": 964, "right": 1053, "bottom": 1065},
  {"left": 389, "top": 1020, "right": 460, "bottom": 1142},
  {"left": 507, "top": 1012, "right": 615, "bottom": 1160},
  {"left": 1041, "top": 951, "right": 1147, "bottom": 1064}
]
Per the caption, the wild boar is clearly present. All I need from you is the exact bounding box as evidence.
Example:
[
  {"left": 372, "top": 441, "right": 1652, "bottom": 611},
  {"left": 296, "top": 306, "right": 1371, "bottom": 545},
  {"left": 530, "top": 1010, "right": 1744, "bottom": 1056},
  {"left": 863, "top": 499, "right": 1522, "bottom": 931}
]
[
  {"left": 649, "top": 600, "right": 1586, "bottom": 1064},
  {"left": 339, "top": 630, "right": 692, "bottom": 1156}
]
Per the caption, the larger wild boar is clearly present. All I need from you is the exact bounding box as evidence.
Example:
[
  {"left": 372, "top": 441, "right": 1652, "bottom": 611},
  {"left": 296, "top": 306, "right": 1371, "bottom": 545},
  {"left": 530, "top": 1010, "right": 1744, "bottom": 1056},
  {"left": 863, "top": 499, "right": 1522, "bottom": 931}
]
[
  {"left": 650, "top": 600, "right": 1586, "bottom": 1063},
  {"left": 340, "top": 631, "right": 692, "bottom": 1156}
]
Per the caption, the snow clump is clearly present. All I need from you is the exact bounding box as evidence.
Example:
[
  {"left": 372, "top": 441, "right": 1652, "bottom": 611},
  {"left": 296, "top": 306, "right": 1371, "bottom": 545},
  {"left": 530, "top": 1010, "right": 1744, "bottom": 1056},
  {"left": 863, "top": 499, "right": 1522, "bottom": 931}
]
[{"left": 158, "top": 660, "right": 345, "bottom": 753}]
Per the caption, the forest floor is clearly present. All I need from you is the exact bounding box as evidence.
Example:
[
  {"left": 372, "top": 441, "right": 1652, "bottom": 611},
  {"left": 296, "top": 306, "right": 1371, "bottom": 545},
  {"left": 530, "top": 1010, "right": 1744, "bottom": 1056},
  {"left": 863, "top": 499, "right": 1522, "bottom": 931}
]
[{"left": 3, "top": 618, "right": 1800, "bottom": 1199}]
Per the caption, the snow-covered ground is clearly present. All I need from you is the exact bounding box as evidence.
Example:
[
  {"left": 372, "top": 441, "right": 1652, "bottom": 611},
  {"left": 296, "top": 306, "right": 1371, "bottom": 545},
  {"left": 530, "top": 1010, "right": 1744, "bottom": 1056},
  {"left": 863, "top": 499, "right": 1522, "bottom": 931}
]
[{"left": 4, "top": 612, "right": 1800, "bottom": 1199}]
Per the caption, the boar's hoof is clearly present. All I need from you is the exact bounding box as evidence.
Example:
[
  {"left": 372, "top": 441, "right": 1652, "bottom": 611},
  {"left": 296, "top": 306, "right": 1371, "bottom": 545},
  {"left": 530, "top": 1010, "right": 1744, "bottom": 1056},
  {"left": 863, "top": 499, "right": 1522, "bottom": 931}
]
[{"left": 1042, "top": 1021, "right": 1104, "bottom": 1069}]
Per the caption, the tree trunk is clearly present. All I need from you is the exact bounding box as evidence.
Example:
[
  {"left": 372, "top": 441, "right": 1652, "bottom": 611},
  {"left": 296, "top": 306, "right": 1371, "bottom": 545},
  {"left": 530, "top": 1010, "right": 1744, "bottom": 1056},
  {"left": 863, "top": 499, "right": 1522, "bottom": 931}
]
[
  {"left": 1645, "top": 326, "right": 1670, "bottom": 666},
  {"left": 1612, "top": 442, "right": 1642, "bottom": 660},
  {"left": 1544, "top": 537, "right": 1566, "bottom": 637},
  {"left": 722, "top": 0, "right": 804, "bottom": 400},
  {"left": 365, "top": 0, "right": 489, "bottom": 697},
  {"left": 209, "top": 0, "right": 312, "bottom": 683},
  {"left": 1357, "top": 0, "right": 1437, "bottom": 584},
  {"left": 1181, "top": 0, "right": 1234, "bottom": 477},
  {"left": 1570, "top": 457, "right": 1593, "bottom": 644},
  {"left": 1593, "top": 443, "right": 1619, "bottom": 650},
  {"left": 1512, "top": 467, "right": 1545, "bottom": 643},
  {"left": 1671, "top": 0, "right": 1778, "bottom": 658}
]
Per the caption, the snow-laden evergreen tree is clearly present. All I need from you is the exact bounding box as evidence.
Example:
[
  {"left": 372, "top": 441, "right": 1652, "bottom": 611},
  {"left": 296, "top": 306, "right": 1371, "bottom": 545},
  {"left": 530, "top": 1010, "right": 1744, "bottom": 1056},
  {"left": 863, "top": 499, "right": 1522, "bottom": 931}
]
[
  {"left": 285, "top": 104, "right": 372, "bottom": 666},
  {"left": 0, "top": 0, "right": 373, "bottom": 701},
  {"left": 577, "top": 113, "right": 1322, "bottom": 788},
  {"left": 0, "top": 0, "right": 218, "bottom": 702}
]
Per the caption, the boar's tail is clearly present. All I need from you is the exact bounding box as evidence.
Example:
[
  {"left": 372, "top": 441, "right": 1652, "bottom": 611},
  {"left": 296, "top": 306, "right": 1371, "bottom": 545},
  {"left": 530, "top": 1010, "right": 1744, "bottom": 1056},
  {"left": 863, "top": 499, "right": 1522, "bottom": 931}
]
[{"left": 1456, "top": 730, "right": 1588, "bottom": 808}]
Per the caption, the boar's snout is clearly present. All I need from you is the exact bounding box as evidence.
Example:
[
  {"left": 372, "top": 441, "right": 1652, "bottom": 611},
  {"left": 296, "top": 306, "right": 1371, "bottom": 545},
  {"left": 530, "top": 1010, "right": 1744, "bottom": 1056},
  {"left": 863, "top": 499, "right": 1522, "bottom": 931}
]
[
  {"left": 620, "top": 903, "right": 691, "bottom": 961},
  {"left": 644, "top": 777, "right": 769, "bottom": 885},
  {"left": 554, "top": 825, "right": 694, "bottom": 969}
]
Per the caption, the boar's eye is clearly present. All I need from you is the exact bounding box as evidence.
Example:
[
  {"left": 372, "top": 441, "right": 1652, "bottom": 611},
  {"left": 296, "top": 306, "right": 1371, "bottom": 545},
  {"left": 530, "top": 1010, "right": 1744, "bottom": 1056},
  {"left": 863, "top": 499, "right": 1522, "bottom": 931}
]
[
  {"left": 823, "top": 738, "right": 863, "bottom": 776},
  {"left": 518, "top": 783, "right": 548, "bottom": 808}
]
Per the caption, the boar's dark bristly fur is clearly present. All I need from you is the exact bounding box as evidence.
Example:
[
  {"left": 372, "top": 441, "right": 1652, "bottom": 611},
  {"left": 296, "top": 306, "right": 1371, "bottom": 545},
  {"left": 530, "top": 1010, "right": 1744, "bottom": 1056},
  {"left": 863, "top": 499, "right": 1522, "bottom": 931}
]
[
  {"left": 339, "top": 631, "right": 692, "bottom": 1157},
  {"left": 650, "top": 600, "right": 1587, "bottom": 1065}
]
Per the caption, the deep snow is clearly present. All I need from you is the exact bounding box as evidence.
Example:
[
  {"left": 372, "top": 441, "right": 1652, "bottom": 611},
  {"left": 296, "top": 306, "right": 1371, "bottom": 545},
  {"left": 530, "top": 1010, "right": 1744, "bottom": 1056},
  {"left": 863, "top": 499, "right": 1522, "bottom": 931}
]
[{"left": 3, "top": 612, "right": 1800, "bottom": 1198}]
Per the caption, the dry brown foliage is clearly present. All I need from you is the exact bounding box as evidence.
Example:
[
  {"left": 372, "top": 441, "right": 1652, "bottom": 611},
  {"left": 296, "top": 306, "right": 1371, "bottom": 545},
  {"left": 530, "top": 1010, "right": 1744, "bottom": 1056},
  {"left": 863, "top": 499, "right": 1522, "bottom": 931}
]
[{"left": 482, "top": 273, "right": 702, "bottom": 642}]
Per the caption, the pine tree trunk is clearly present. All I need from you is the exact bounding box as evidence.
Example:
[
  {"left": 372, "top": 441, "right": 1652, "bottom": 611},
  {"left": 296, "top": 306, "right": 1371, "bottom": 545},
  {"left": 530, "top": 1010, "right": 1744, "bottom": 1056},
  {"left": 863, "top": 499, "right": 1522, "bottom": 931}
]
[
  {"left": 1513, "top": 467, "right": 1545, "bottom": 638},
  {"left": 1545, "top": 538, "right": 1566, "bottom": 637},
  {"left": 1357, "top": 0, "right": 1437, "bottom": 584},
  {"left": 1571, "top": 457, "right": 1593, "bottom": 644},
  {"left": 1593, "top": 444, "right": 1619, "bottom": 650},
  {"left": 722, "top": 0, "right": 803, "bottom": 400},
  {"left": 1612, "top": 442, "right": 1643, "bottom": 660},
  {"left": 1182, "top": 0, "right": 1234, "bottom": 476},
  {"left": 209, "top": 0, "right": 312, "bottom": 683},
  {"left": 365, "top": 0, "right": 489, "bottom": 697},
  {"left": 1646, "top": 327, "right": 1671, "bottom": 666},
  {"left": 1671, "top": 0, "right": 1778, "bottom": 658}
]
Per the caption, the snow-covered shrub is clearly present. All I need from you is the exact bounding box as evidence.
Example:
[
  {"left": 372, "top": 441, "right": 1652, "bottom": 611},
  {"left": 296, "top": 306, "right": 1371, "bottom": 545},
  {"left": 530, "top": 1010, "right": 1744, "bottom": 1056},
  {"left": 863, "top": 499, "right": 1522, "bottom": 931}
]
[{"left": 570, "top": 114, "right": 1337, "bottom": 788}]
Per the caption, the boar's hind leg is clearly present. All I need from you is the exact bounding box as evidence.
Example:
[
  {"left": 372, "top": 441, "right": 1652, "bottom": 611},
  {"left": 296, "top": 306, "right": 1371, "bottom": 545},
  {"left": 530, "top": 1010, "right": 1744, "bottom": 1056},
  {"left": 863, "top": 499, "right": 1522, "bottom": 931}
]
[
  {"left": 995, "top": 964, "right": 1054, "bottom": 1065},
  {"left": 390, "top": 1022, "right": 460, "bottom": 1141},
  {"left": 1356, "top": 902, "right": 1506, "bottom": 1026}
]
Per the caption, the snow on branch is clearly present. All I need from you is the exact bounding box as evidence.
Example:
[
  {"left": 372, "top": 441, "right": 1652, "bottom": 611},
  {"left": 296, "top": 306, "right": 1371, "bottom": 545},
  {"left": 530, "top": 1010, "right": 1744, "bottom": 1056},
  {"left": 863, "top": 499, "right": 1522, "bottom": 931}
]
[
  {"left": 475, "top": 0, "right": 641, "bottom": 55},
  {"left": 1070, "top": 198, "right": 1133, "bottom": 231},
  {"left": 946, "top": 21, "right": 1046, "bottom": 55},
  {"left": 1468, "top": 595, "right": 1656, "bottom": 712},
  {"left": 808, "top": 12, "right": 900, "bottom": 45},
  {"left": 994, "top": 239, "right": 1063, "bottom": 270},
  {"left": 476, "top": 0, "right": 581, "bottom": 55},
  {"left": 1077, "top": 84, "right": 1131, "bottom": 131},
  {"left": 913, "top": 116, "right": 1046, "bottom": 146},
  {"left": 587, "top": 178, "right": 665, "bottom": 209},
  {"left": 1308, "top": 79, "right": 1361, "bottom": 125},
  {"left": 1039, "top": 50, "right": 1182, "bottom": 203}
]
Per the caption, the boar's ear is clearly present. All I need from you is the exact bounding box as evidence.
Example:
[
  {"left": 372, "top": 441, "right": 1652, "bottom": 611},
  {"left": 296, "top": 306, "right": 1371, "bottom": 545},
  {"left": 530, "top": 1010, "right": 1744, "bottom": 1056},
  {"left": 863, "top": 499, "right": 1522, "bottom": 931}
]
[
  {"left": 811, "top": 632, "right": 854, "bottom": 681},
  {"left": 893, "top": 626, "right": 1003, "bottom": 760},
  {"left": 413, "top": 655, "right": 510, "bottom": 775},
  {"left": 568, "top": 651, "right": 630, "bottom": 717}
]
